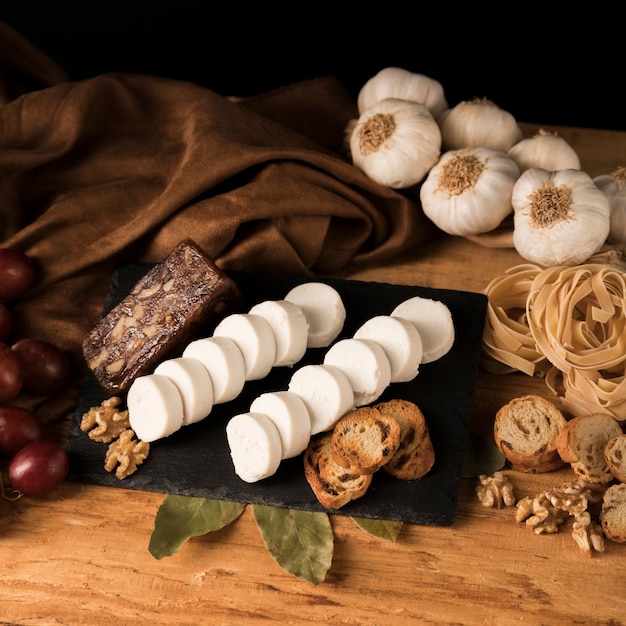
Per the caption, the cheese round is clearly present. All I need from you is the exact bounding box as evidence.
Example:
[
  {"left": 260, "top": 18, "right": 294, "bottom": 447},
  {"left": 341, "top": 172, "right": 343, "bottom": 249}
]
[
  {"left": 391, "top": 296, "right": 455, "bottom": 363},
  {"left": 226, "top": 411, "right": 283, "bottom": 483},
  {"left": 288, "top": 364, "right": 354, "bottom": 434},
  {"left": 323, "top": 338, "right": 391, "bottom": 406},
  {"left": 354, "top": 315, "right": 423, "bottom": 383},
  {"left": 284, "top": 282, "right": 346, "bottom": 348},
  {"left": 248, "top": 300, "right": 308, "bottom": 367},
  {"left": 213, "top": 313, "right": 277, "bottom": 381},
  {"left": 182, "top": 336, "right": 246, "bottom": 404},
  {"left": 250, "top": 390, "right": 311, "bottom": 459},
  {"left": 127, "top": 374, "right": 184, "bottom": 442}
]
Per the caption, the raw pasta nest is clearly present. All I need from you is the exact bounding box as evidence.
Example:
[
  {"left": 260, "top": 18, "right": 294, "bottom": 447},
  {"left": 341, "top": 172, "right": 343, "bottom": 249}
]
[{"left": 483, "top": 255, "right": 626, "bottom": 420}]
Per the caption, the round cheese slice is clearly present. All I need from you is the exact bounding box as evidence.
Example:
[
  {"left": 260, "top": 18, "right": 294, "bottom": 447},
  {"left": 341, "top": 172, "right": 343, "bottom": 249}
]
[
  {"left": 182, "top": 336, "right": 246, "bottom": 404},
  {"left": 226, "top": 411, "right": 283, "bottom": 483},
  {"left": 323, "top": 338, "right": 391, "bottom": 406},
  {"left": 391, "top": 296, "right": 455, "bottom": 364},
  {"left": 284, "top": 282, "right": 346, "bottom": 348},
  {"left": 354, "top": 315, "right": 423, "bottom": 383},
  {"left": 248, "top": 300, "right": 308, "bottom": 367},
  {"left": 250, "top": 390, "right": 311, "bottom": 459},
  {"left": 127, "top": 374, "right": 184, "bottom": 442},
  {"left": 213, "top": 313, "right": 277, "bottom": 381},
  {"left": 288, "top": 363, "right": 354, "bottom": 434},
  {"left": 153, "top": 356, "right": 214, "bottom": 425}
]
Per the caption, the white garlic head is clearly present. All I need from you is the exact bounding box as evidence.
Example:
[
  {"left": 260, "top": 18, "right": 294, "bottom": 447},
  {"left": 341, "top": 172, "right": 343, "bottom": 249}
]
[
  {"left": 349, "top": 98, "right": 442, "bottom": 189},
  {"left": 357, "top": 67, "right": 449, "bottom": 119},
  {"left": 419, "top": 147, "right": 520, "bottom": 236},
  {"left": 438, "top": 97, "right": 523, "bottom": 152},
  {"left": 512, "top": 167, "right": 610, "bottom": 267},
  {"left": 594, "top": 166, "right": 626, "bottom": 244},
  {"left": 507, "top": 129, "right": 581, "bottom": 173}
]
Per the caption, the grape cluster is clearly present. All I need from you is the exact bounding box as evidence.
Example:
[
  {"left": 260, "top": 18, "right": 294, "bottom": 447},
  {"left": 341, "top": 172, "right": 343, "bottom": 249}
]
[{"left": 0, "top": 248, "right": 70, "bottom": 499}]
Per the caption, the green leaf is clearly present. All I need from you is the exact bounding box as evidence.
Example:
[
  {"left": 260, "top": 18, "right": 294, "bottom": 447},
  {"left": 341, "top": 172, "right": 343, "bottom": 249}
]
[
  {"left": 351, "top": 516, "right": 403, "bottom": 541},
  {"left": 252, "top": 504, "right": 333, "bottom": 585},
  {"left": 461, "top": 432, "right": 506, "bottom": 478},
  {"left": 149, "top": 495, "right": 245, "bottom": 559}
]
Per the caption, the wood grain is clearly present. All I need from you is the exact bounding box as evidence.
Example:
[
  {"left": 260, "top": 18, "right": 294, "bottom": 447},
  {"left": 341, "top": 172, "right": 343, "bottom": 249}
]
[{"left": 2, "top": 125, "right": 625, "bottom": 626}]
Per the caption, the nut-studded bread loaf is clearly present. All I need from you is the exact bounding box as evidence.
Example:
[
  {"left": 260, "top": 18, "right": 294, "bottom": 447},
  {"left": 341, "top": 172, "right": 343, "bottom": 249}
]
[
  {"left": 331, "top": 407, "right": 400, "bottom": 474},
  {"left": 605, "top": 433, "right": 626, "bottom": 483},
  {"left": 374, "top": 399, "right": 435, "bottom": 480},
  {"left": 494, "top": 395, "right": 567, "bottom": 473},
  {"left": 600, "top": 483, "right": 626, "bottom": 543},
  {"left": 556, "top": 412, "right": 623, "bottom": 483},
  {"left": 303, "top": 431, "right": 372, "bottom": 509}
]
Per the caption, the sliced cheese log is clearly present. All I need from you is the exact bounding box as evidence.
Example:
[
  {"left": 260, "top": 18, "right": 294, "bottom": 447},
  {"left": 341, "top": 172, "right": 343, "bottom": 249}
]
[
  {"left": 284, "top": 282, "right": 346, "bottom": 348},
  {"left": 182, "top": 336, "right": 246, "bottom": 403},
  {"left": 288, "top": 364, "right": 354, "bottom": 434},
  {"left": 213, "top": 313, "right": 277, "bottom": 381},
  {"left": 153, "top": 356, "right": 214, "bottom": 425},
  {"left": 226, "top": 411, "right": 283, "bottom": 483},
  {"left": 250, "top": 390, "right": 311, "bottom": 459},
  {"left": 354, "top": 315, "right": 423, "bottom": 383},
  {"left": 391, "top": 296, "right": 455, "bottom": 364},
  {"left": 323, "top": 338, "right": 391, "bottom": 406},
  {"left": 248, "top": 300, "right": 308, "bottom": 367},
  {"left": 127, "top": 374, "right": 184, "bottom": 442}
]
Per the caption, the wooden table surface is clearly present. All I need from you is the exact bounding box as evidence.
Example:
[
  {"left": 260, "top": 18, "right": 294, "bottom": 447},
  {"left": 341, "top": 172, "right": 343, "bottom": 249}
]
[{"left": 2, "top": 124, "right": 625, "bottom": 626}]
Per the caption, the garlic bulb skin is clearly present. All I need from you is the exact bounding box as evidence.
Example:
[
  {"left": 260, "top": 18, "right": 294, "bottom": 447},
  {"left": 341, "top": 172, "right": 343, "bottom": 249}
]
[
  {"left": 512, "top": 167, "right": 610, "bottom": 266},
  {"left": 350, "top": 98, "right": 442, "bottom": 189},
  {"left": 438, "top": 98, "right": 523, "bottom": 152},
  {"left": 507, "top": 129, "right": 581, "bottom": 172},
  {"left": 594, "top": 166, "right": 626, "bottom": 244},
  {"left": 357, "top": 67, "right": 449, "bottom": 119},
  {"left": 419, "top": 147, "right": 520, "bottom": 236}
]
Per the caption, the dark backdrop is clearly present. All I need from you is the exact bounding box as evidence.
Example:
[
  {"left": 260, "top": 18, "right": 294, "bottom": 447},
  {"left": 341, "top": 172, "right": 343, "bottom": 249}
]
[{"left": 3, "top": 2, "right": 625, "bottom": 131}]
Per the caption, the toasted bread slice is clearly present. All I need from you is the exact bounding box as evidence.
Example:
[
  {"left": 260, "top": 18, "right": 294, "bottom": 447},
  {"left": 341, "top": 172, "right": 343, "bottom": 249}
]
[
  {"left": 556, "top": 412, "right": 623, "bottom": 483},
  {"left": 494, "top": 395, "right": 567, "bottom": 473},
  {"left": 605, "top": 433, "right": 626, "bottom": 483},
  {"left": 601, "top": 483, "right": 626, "bottom": 543},
  {"left": 374, "top": 399, "right": 435, "bottom": 480},
  {"left": 303, "top": 431, "right": 372, "bottom": 509},
  {"left": 331, "top": 407, "right": 400, "bottom": 474}
]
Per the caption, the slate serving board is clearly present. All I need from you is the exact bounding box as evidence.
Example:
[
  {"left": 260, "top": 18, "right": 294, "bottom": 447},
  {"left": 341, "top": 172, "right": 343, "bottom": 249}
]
[{"left": 66, "top": 265, "right": 487, "bottom": 526}]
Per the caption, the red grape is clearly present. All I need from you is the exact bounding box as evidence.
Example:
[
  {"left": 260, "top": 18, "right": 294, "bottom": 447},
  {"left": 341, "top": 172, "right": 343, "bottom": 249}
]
[
  {"left": 0, "top": 249, "right": 38, "bottom": 300},
  {"left": 11, "top": 338, "right": 71, "bottom": 396},
  {"left": 0, "top": 341, "right": 23, "bottom": 402},
  {"left": 0, "top": 406, "right": 44, "bottom": 457},
  {"left": 8, "top": 440, "right": 70, "bottom": 497},
  {"left": 0, "top": 303, "right": 12, "bottom": 341}
]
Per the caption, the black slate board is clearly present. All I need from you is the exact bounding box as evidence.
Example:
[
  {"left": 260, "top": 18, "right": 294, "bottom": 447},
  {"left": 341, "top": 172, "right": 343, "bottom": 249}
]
[{"left": 66, "top": 265, "right": 487, "bottom": 526}]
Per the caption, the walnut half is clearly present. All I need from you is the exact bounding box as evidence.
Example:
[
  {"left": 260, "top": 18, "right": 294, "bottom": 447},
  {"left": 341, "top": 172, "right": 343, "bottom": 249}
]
[
  {"left": 104, "top": 429, "right": 150, "bottom": 479},
  {"left": 80, "top": 396, "right": 130, "bottom": 443},
  {"left": 476, "top": 471, "right": 516, "bottom": 508}
]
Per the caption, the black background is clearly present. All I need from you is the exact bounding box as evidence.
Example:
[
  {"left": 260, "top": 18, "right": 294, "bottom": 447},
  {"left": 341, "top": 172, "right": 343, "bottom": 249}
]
[{"left": 3, "top": 2, "right": 625, "bottom": 131}]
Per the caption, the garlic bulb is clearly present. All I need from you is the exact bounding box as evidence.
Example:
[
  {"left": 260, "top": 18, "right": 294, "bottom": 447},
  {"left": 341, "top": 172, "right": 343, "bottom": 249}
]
[
  {"left": 507, "top": 129, "right": 581, "bottom": 172},
  {"left": 594, "top": 166, "right": 626, "bottom": 244},
  {"left": 419, "top": 147, "right": 520, "bottom": 236},
  {"left": 349, "top": 98, "right": 441, "bottom": 189},
  {"left": 512, "top": 167, "right": 610, "bottom": 266},
  {"left": 357, "top": 67, "right": 449, "bottom": 119},
  {"left": 438, "top": 98, "right": 522, "bottom": 152}
]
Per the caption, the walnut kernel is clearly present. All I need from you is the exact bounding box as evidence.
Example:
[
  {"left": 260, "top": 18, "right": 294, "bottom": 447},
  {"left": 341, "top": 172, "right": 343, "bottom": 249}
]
[
  {"left": 80, "top": 396, "right": 131, "bottom": 443},
  {"left": 104, "top": 429, "right": 150, "bottom": 479},
  {"left": 476, "top": 471, "right": 516, "bottom": 508}
]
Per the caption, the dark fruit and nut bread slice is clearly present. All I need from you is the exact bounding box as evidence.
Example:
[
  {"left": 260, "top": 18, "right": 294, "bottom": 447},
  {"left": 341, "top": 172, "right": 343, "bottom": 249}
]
[
  {"left": 605, "top": 433, "right": 626, "bottom": 483},
  {"left": 556, "top": 412, "right": 623, "bottom": 483},
  {"left": 601, "top": 483, "right": 626, "bottom": 543},
  {"left": 303, "top": 431, "right": 372, "bottom": 509},
  {"left": 374, "top": 399, "right": 435, "bottom": 480},
  {"left": 331, "top": 407, "right": 401, "bottom": 474},
  {"left": 494, "top": 395, "right": 568, "bottom": 473}
]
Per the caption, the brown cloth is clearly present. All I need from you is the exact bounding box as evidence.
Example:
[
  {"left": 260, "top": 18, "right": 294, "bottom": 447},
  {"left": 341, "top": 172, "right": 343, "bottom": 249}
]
[{"left": 0, "top": 23, "right": 434, "bottom": 426}]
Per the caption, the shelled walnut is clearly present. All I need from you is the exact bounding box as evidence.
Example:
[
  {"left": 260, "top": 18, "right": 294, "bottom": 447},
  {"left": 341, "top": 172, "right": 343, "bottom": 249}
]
[
  {"left": 476, "top": 471, "right": 516, "bottom": 508},
  {"left": 572, "top": 512, "right": 605, "bottom": 557},
  {"left": 80, "top": 396, "right": 130, "bottom": 443},
  {"left": 515, "top": 492, "right": 568, "bottom": 534},
  {"left": 104, "top": 429, "right": 150, "bottom": 479}
]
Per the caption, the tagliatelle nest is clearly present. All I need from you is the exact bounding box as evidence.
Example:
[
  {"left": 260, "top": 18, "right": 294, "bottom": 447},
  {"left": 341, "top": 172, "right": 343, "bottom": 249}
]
[{"left": 482, "top": 251, "right": 626, "bottom": 420}]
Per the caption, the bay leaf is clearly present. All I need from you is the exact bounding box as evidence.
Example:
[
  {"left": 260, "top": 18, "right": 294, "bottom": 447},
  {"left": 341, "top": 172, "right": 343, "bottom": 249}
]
[
  {"left": 351, "top": 516, "right": 403, "bottom": 541},
  {"left": 251, "top": 504, "right": 333, "bottom": 585},
  {"left": 149, "top": 495, "right": 245, "bottom": 559},
  {"left": 461, "top": 431, "right": 505, "bottom": 478}
]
